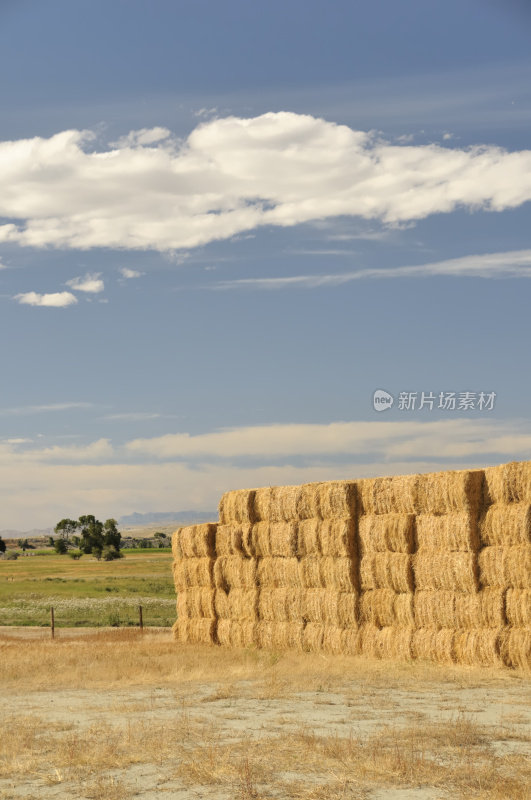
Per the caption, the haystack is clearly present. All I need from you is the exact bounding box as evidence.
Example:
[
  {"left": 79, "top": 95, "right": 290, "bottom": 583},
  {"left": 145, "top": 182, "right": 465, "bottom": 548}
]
[
  {"left": 479, "top": 503, "right": 531, "bottom": 546},
  {"left": 415, "top": 512, "right": 479, "bottom": 552},
  {"left": 219, "top": 489, "right": 256, "bottom": 524},
  {"left": 478, "top": 545, "right": 531, "bottom": 589},
  {"left": 358, "top": 513, "right": 415, "bottom": 553},
  {"left": 413, "top": 551, "right": 478, "bottom": 593},
  {"left": 484, "top": 461, "right": 531, "bottom": 505},
  {"left": 172, "top": 523, "right": 217, "bottom": 559}
]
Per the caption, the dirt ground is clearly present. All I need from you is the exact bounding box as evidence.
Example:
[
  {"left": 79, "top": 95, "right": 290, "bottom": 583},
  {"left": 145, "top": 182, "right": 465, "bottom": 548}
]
[{"left": 0, "top": 628, "right": 529, "bottom": 800}]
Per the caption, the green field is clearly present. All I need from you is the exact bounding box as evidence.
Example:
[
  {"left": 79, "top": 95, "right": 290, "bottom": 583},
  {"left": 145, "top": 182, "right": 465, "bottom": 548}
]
[{"left": 0, "top": 550, "right": 176, "bottom": 627}]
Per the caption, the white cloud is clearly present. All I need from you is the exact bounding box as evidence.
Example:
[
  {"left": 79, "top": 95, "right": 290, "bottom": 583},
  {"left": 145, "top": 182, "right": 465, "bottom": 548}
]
[
  {"left": 214, "top": 249, "right": 531, "bottom": 290},
  {"left": 110, "top": 127, "right": 171, "bottom": 148},
  {"left": 14, "top": 291, "right": 78, "bottom": 307},
  {"left": 119, "top": 267, "right": 144, "bottom": 279},
  {"left": 125, "top": 418, "right": 531, "bottom": 461},
  {"left": 1, "top": 417, "right": 529, "bottom": 528},
  {"left": 66, "top": 272, "right": 104, "bottom": 293},
  {"left": 0, "top": 113, "right": 530, "bottom": 253}
]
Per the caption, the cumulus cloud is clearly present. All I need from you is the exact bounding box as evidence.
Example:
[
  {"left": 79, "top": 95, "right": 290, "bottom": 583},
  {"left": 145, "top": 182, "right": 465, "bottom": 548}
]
[
  {"left": 0, "top": 113, "right": 530, "bottom": 252},
  {"left": 214, "top": 249, "right": 531, "bottom": 290},
  {"left": 65, "top": 272, "right": 104, "bottom": 293},
  {"left": 14, "top": 291, "right": 78, "bottom": 307},
  {"left": 119, "top": 267, "right": 144, "bottom": 279}
]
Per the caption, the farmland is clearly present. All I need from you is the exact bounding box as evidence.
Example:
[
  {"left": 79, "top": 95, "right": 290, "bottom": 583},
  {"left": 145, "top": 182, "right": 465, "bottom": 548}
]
[{"left": 0, "top": 549, "right": 175, "bottom": 628}]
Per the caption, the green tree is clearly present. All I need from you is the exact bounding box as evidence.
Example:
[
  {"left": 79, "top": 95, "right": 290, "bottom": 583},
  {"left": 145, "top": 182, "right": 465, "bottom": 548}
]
[
  {"left": 54, "top": 515, "right": 122, "bottom": 560},
  {"left": 0, "top": 536, "right": 6, "bottom": 554},
  {"left": 54, "top": 538, "right": 68, "bottom": 555},
  {"left": 20, "top": 538, "right": 29, "bottom": 552},
  {"left": 103, "top": 518, "right": 121, "bottom": 551},
  {"left": 54, "top": 518, "right": 79, "bottom": 540}
]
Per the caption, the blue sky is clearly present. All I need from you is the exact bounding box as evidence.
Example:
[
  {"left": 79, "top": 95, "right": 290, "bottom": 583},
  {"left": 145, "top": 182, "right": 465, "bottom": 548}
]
[{"left": 1, "top": 0, "right": 531, "bottom": 528}]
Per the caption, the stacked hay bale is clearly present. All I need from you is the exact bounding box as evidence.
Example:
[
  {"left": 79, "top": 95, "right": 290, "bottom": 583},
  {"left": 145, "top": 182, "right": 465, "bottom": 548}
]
[
  {"left": 356, "top": 475, "right": 416, "bottom": 661},
  {"left": 215, "top": 489, "right": 259, "bottom": 648},
  {"left": 410, "top": 469, "right": 499, "bottom": 666},
  {"left": 172, "top": 523, "right": 217, "bottom": 644},
  {"left": 481, "top": 463, "right": 531, "bottom": 669},
  {"left": 296, "top": 482, "right": 358, "bottom": 655},
  {"left": 171, "top": 461, "right": 530, "bottom": 670}
]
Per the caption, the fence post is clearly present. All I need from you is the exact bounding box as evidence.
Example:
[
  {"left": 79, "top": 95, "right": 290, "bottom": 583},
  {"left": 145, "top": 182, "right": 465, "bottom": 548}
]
[
  {"left": 139, "top": 604, "right": 143, "bottom": 631},
  {"left": 50, "top": 606, "right": 55, "bottom": 639}
]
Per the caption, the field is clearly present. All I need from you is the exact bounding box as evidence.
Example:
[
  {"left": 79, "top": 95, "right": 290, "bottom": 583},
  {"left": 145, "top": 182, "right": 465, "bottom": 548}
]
[
  {"left": 1, "top": 549, "right": 530, "bottom": 799},
  {"left": 0, "top": 550, "right": 175, "bottom": 628},
  {"left": 0, "top": 628, "right": 530, "bottom": 800}
]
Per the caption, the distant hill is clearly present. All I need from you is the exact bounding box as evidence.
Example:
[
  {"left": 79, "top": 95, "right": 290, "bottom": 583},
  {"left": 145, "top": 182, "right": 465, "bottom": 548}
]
[
  {"left": 0, "top": 527, "right": 53, "bottom": 540},
  {"left": 118, "top": 511, "right": 218, "bottom": 526}
]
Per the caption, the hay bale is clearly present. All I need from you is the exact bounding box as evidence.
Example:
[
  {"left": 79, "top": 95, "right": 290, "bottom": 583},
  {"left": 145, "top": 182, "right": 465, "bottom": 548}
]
[
  {"left": 505, "top": 589, "right": 531, "bottom": 627},
  {"left": 320, "top": 557, "right": 357, "bottom": 592},
  {"left": 358, "top": 513, "right": 415, "bottom": 553},
  {"left": 485, "top": 461, "right": 531, "bottom": 505},
  {"left": 301, "top": 590, "right": 358, "bottom": 627},
  {"left": 177, "top": 588, "right": 216, "bottom": 619},
  {"left": 213, "top": 557, "right": 257, "bottom": 591},
  {"left": 357, "top": 624, "right": 413, "bottom": 660},
  {"left": 253, "top": 487, "right": 272, "bottom": 521},
  {"left": 269, "top": 485, "right": 301, "bottom": 522},
  {"left": 319, "top": 518, "right": 356, "bottom": 558},
  {"left": 296, "top": 483, "right": 322, "bottom": 519},
  {"left": 413, "top": 551, "right": 478, "bottom": 593},
  {"left": 214, "top": 588, "right": 258, "bottom": 621},
  {"left": 360, "top": 590, "right": 414, "bottom": 627},
  {"left": 257, "top": 557, "right": 301, "bottom": 588},
  {"left": 341, "top": 627, "right": 362, "bottom": 655},
  {"left": 415, "top": 469, "right": 483, "bottom": 515},
  {"left": 360, "top": 553, "right": 413, "bottom": 592},
  {"left": 172, "top": 558, "right": 214, "bottom": 592},
  {"left": 299, "top": 557, "right": 325, "bottom": 588},
  {"left": 214, "top": 589, "right": 230, "bottom": 619},
  {"left": 498, "top": 627, "right": 531, "bottom": 670},
  {"left": 269, "top": 521, "right": 298, "bottom": 557},
  {"left": 301, "top": 589, "right": 330, "bottom": 624},
  {"left": 357, "top": 475, "right": 417, "bottom": 515},
  {"left": 414, "top": 591, "right": 455, "bottom": 629},
  {"left": 478, "top": 545, "right": 531, "bottom": 589},
  {"left": 336, "top": 592, "right": 359, "bottom": 628},
  {"left": 453, "top": 629, "right": 502, "bottom": 667},
  {"left": 322, "top": 626, "right": 345, "bottom": 655},
  {"left": 454, "top": 590, "right": 505, "bottom": 628},
  {"left": 250, "top": 522, "right": 273, "bottom": 557},
  {"left": 296, "top": 519, "right": 320, "bottom": 557},
  {"left": 172, "top": 618, "right": 217, "bottom": 645},
  {"left": 479, "top": 503, "right": 531, "bottom": 546},
  {"left": 415, "top": 512, "right": 479, "bottom": 552},
  {"left": 217, "top": 620, "right": 257, "bottom": 648},
  {"left": 318, "top": 481, "right": 357, "bottom": 519},
  {"left": 172, "top": 523, "right": 217, "bottom": 559},
  {"left": 256, "top": 621, "right": 304, "bottom": 651},
  {"left": 302, "top": 622, "right": 325, "bottom": 652},
  {"left": 219, "top": 489, "right": 256, "bottom": 524},
  {"left": 258, "top": 588, "right": 303, "bottom": 622},
  {"left": 411, "top": 628, "right": 455, "bottom": 664},
  {"left": 215, "top": 524, "right": 241, "bottom": 557}
]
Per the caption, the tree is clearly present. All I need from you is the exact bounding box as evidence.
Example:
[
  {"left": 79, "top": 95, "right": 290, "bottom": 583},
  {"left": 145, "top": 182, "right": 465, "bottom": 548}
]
[
  {"left": 20, "top": 538, "right": 29, "bottom": 552},
  {"left": 0, "top": 536, "right": 6, "bottom": 554},
  {"left": 54, "top": 518, "right": 79, "bottom": 540},
  {"left": 54, "top": 515, "right": 122, "bottom": 560},
  {"left": 54, "top": 538, "right": 68, "bottom": 555}
]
